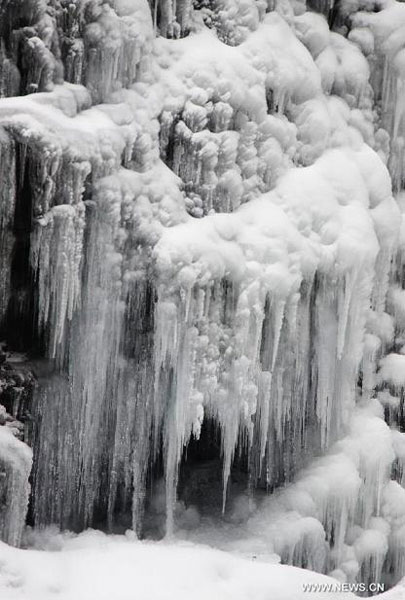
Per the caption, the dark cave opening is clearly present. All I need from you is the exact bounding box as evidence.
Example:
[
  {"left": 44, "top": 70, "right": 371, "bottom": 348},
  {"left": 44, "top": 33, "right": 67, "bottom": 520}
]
[{"left": 178, "top": 418, "right": 223, "bottom": 514}]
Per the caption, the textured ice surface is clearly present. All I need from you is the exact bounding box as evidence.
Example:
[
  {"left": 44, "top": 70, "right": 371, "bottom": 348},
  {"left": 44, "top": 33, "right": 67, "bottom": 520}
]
[{"left": 1, "top": 0, "right": 405, "bottom": 594}]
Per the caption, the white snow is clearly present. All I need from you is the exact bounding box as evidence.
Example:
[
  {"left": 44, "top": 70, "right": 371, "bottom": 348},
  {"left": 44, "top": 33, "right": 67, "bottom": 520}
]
[
  {"left": 1, "top": 530, "right": 405, "bottom": 599},
  {"left": 0, "top": 532, "right": 358, "bottom": 600},
  {"left": 378, "top": 353, "right": 405, "bottom": 387}
]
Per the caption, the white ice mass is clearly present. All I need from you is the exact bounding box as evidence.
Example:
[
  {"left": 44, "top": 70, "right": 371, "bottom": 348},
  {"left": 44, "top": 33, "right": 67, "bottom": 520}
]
[{"left": 1, "top": 0, "right": 405, "bottom": 597}]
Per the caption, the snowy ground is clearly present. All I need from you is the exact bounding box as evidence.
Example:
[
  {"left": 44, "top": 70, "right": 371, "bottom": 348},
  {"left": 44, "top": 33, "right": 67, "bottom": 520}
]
[
  {"left": 0, "top": 531, "right": 355, "bottom": 600},
  {"left": 0, "top": 531, "right": 404, "bottom": 600}
]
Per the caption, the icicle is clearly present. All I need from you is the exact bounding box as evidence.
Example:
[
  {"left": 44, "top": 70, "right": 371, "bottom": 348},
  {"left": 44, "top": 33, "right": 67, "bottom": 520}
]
[
  {"left": 30, "top": 203, "right": 86, "bottom": 363},
  {"left": 315, "top": 277, "right": 338, "bottom": 448},
  {"left": 258, "top": 297, "right": 285, "bottom": 468},
  {"left": 163, "top": 319, "right": 198, "bottom": 536},
  {"left": 337, "top": 270, "right": 357, "bottom": 360},
  {"left": 0, "top": 128, "right": 16, "bottom": 325}
]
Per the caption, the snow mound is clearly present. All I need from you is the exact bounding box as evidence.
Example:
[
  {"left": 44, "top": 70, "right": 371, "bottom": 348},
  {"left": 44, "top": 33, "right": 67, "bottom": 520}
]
[{"left": 0, "top": 532, "right": 358, "bottom": 600}]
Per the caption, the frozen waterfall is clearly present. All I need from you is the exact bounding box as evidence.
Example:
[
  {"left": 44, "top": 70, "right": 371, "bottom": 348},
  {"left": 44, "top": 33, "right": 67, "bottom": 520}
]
[{"left": 1, "top": 0, "right": 405, "bottom": 595}]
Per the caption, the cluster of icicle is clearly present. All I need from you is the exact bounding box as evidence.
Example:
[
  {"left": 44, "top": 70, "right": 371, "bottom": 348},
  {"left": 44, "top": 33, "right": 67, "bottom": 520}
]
[{"left": 1, "top": 0, "right": 405, "bottom": 590}]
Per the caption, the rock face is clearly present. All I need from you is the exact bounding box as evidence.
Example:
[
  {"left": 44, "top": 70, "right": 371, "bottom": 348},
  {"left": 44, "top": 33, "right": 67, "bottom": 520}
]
[{"left": 1, "top": 0, "right": 405, "bottom": 590}]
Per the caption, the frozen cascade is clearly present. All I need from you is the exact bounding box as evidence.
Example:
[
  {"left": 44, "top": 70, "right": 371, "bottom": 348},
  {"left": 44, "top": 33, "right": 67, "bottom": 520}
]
[{"left": 1, "top": 0, "right": 405, "bottom": 593}]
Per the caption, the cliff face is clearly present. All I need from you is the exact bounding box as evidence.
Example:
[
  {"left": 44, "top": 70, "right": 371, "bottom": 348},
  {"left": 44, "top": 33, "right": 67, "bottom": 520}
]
[{"left": 1, "top": 0, "right": 405, "bottom": 589}]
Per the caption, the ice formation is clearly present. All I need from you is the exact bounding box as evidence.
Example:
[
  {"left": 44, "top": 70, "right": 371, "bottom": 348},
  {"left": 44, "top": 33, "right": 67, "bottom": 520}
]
[
  {"left": 0, "top": 424, "right": 32, "bottom": 547},
  {"left": 1, "top": 0, "right": 405, "bottom": 594}
]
